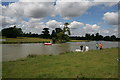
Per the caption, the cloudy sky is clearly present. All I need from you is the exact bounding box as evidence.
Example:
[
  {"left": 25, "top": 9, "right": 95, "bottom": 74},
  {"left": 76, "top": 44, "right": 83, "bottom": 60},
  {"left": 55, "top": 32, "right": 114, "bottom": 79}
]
[{"left": 0, "top": 0, "right": 119, "bottom": 37}]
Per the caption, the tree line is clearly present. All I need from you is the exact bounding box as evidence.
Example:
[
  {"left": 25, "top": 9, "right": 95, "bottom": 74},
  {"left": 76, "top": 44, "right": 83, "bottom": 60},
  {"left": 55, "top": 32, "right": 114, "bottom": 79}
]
[
  {"left": 1, "top": 25, "right": 119, "bottom": 42},
  {"left": 1, "top": 23, "right": 71, "bottom": 43},
  {"left": 70, "top": 33, "right": 119, "bottom": 41}
]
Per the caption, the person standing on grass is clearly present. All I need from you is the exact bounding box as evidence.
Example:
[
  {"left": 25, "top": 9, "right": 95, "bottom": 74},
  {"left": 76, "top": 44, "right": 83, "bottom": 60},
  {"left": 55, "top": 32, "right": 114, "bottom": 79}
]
[
  {"left": 85, "top": 45, "right": 89, "bottom": 51},
  {"left": 80, "top": 45, "right": 83, "bottom": 52},
  {"left": 83, "top": 45, "right": 86, "bottom": 52},
  {"left": 96, "top": 43, "right": 99, "bottom": 50},
  {"left": 99, "top": 43, "right": 103, "bottom": 50}
]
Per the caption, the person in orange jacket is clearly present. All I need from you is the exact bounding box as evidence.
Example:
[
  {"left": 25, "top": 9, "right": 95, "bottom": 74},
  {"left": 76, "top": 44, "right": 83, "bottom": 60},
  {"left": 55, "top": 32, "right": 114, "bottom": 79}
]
[{"left": 99, "top": 43, "right": 103, "bottom": 50}]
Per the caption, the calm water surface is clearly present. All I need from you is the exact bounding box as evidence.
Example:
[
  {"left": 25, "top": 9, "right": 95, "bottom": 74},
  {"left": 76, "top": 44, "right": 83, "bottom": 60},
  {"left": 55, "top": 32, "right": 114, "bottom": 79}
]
[{"left": 2, "top": 41, "right": 118, "bottom": 61}]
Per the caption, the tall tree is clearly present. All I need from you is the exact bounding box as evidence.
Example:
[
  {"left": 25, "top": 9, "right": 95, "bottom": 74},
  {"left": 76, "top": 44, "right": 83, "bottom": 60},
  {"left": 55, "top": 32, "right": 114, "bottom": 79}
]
[
  {"left": 2, "top": 26, "right": 23, "bottom": 38},
  {"left": 63, "top": 22, "right": 71, "bottom": 35},
  {"left": 57, "top": 32, "right": 69, "bottom": 43},
  {"left": 104, "top": 36, "right": 111, "bottom": 41},
  {"left": 41, "top": 28, "right": 50, "bottom": 39},
  {"left": 51, "top": 30, "right": 56, "bottom": 38},
  {"left": 111, "top": 35, "right": 116, "bottom": 41},
  {"left": 91, "top": 34, "right": 95, "bottom": 40},
  {"left": 55, "top": 28, "right": 63, "bottom": 33},
  {"left": 85, "top": 33, "right": 91, "bottom": 40},
  {"left": 51, "top": 30, "right": 57, "bottom": 43},
  {"left": 95, "top": 33, "right": 100, "bottom": 40},
  {"left": 51, "top": 26, "right": 71, "bottom": 43}
]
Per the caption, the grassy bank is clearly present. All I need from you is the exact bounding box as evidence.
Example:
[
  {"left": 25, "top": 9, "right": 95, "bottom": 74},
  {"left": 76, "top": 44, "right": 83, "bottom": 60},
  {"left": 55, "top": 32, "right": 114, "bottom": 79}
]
[
  {"left": 2, "top": 48, "right": 118, "bottom": 78},
  {"left": 1, "top": 37, "right": 51, "bottom": 44},
  {"left": 69, "top": 40, "right": 90, "bottom": 42},
  {"left": 1, "top": 37, "right": 91, "bottom": 44}
]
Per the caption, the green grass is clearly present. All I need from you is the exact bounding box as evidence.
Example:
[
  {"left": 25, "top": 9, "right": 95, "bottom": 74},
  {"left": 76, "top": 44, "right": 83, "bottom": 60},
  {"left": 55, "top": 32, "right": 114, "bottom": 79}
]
[
  {"left": 1, "top": 37, "right": 51, "bottom": 44},
  {"left": 1, "top": 37, "right": 91, "bottom": 44},
  {"left": 69, "top": 40, "right": 90, "bottom": 42},
  {"left": 2, "top": 48, "right": 118, "bottom": 78}
]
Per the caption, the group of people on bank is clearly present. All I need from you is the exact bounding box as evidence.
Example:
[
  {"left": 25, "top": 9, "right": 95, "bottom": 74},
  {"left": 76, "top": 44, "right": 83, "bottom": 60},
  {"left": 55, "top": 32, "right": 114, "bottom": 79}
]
[
  {"left": 76, "top": 43, "right": 103, "bottom": 52},
  {"left": 96, "top": 43, "right": 103, "bottom": 50},
  {"left": 79, "top": 45, "right": 89, "bottom": 52}
]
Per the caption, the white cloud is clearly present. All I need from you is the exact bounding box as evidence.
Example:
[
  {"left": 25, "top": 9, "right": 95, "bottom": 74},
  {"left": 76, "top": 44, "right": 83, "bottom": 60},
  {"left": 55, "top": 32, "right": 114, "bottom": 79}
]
[
  {"left": 93, "top": 0, "right": 118, "bottom": 7},
  {"left": 79, "top": 24, "right": 101, "bottom": 36},
  {"left": 55, "top": 2, "right": 92, "bottom": 19},
  {"left": 0, "top": 14, "right": 117, "bottom": 36},
  {"left": 113, "top": 28, "right": 118, "bottom": 31},
  {"left": 21, "top": 19, "right": 45, "bottom": 29},
  {"left": 19, "top": 0, "right": 53, "bottom": 2},
  {"left": 0, "top": 1, "right": 118, "bottom": 36},
  {"left": 4, "top": 2, "right": 55, "bottom": 18},
  {"left": 24, "top": 2, "right": 55, "bottom": 18},
  {"left": 103, "top": 2, "right": 117, "bottom": 7},
  {"left": 69, "top": 21, "right": 84, "bottom": 29},
  {"left": 1, "top": 1, "right": 118, "bottom": 20},
  {"left": 55, "top": 2, "right": 117, "bottom": 19},
  {"left": 46, "top": 20, "right": 84, "bottom": 29},
  {"left": 103, "top": 12, "right": 118, "bottom": 25},
  {"left": 4, "top": 2, "right": 24, "bottom": 17},
  {"left": 15, "top": 20, "right": 84, "bottom": 34},
  {"left": 52, "top": 0, "right": 119, "bottom": 3},
  {"left": 68, "top": 23, "right": 101, "bottom": 36},
  {"left": 46, "top": 20, "right": 62, "bottom": 29},
  {"left": 29, "top": 18, "right": 41, "bottom": 23},
  {"left": 94, "top": 0, "right": 119, "bottom": 2},
  {"left": 15, "top": 19, "right": 46, "bottom": 34},
  {"left": 71, "top": 27, "right": 118, "bottom": 37},
  {"left": 102, "top": 29, "right": 109, "bottom": 34},
  {"left": 99, "top": 28, "right": 118, "bottom": 37},
  {"left": 83, "top": 24, "right": 100, "bottom": 30},
  {"left": 0, "top": 15, "right": 18, "bottom": 27},
  {"left": 0, "top": 4, "right": 7, "bottom": 14}
]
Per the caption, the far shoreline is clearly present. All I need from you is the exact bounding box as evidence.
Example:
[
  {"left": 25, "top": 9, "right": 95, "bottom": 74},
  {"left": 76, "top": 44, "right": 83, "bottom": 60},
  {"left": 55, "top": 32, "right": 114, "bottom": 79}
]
[{"left": 0, "top": 37, "right": 119, "bottom": 44}]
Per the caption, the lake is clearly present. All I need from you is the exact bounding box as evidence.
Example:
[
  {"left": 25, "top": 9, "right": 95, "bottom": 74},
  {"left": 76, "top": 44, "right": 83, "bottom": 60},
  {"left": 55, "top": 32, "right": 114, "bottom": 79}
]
[{"left": 1, "top": 41, "right": 119, "bottom": 61}]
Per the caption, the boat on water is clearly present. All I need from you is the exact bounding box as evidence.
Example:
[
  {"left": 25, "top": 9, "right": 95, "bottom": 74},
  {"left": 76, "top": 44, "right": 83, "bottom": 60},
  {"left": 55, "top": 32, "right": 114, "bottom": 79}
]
[{"left": 44, "top": 43, "right": 52, "bottom": 45}]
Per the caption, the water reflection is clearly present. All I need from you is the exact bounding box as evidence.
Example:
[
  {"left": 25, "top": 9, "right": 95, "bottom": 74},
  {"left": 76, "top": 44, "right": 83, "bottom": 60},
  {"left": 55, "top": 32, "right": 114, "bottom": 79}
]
[{"left": 2, "top": 41, "right": 118, "bottom": 61}]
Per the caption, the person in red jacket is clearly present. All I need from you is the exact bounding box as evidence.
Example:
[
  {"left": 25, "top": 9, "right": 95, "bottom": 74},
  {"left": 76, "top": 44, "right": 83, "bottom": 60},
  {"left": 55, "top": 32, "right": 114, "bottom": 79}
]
[{"left": 99, "top": 43, "right": 103, "bottom": 50}]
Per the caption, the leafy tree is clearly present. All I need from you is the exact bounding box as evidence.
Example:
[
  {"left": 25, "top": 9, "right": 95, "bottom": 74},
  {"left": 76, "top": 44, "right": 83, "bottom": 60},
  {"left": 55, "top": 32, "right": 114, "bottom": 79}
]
[
  {"left": 95, "top": 33, "right": 100, "bottom": 40},
  {"left": 63, "top": 22, "right": 71, "bottom": 35},
  {"left": 69, "top": 33, "right": 118, "bottom": 41},
  {"left": 51, "top": 26, "right": 70, "bottom": 43},
  {"left": 85, "top": 33, "right": 91, "bottom": 40},
  {"left": 41, "top": 28, "right": 50, "bottom": 39},
  {"left": 91, "top": 34, "right": 95, "bottom": 40},
  {"left": 51, "top": 30, "right": 57, "bottom": 43},
  {"left": 51, "top": 30, "right": 56, "bottom": 38},
  {"left": 56, "top": 32, "right": 70, "bottom": 43},
  {"left": 57, "top": 32, "right": 64, "bottom": 42},
  {"left": 104, "top": 36, "right": 111, "bottom": 41},
  {"left": 99, "top": 35, "right": 104, "bottom": 40},
  {"left": 1, "top": 26, "right": 23, "bottom": 38},
  {"left": 55, "top": 28, "right": 63, "bottom": 33},
  {"left": 111, "top": 35, "right": 116, "bottom": 41},
  {"left": 62, "top": 34, "right": 70, "bottom": 42}
]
